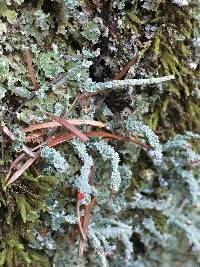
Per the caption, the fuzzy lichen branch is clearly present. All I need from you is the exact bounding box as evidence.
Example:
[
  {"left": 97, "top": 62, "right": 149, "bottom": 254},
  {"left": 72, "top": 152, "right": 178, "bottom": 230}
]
[{"left": 83, "top": 75, "right": 175, "bottom": 92}]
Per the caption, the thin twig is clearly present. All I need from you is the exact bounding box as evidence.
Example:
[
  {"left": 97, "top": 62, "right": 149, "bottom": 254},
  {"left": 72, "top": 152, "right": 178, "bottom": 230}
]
[
  {"left": 23, "top": 120, "right": 105, "bottom": 133},
  {"left": 63, "top": 93, "right": 81, "bottom": 118},
  {"left": 4, "top": 151, "right": 40, "bottom": 189},
  {"left": 47, "top": 131, "right": 149, "bottom": 149},
  {"left": 46, "top": 113, "right": 89, "bottom": 142},
  {"left": 3, "top": 126, "right": 35, "bottom": 157},
  {"left": 3, "top": 126, "right": 17, "bottom": 141},
  {"left": 5, "top": 153, "right": 26, "bottom": 181},
  {"left": 78, "top": 239, "right": 85, "bottom": 257},
  {"left": 78, "top": 197, "right": 96, "bottom": 257},
  {"left": 5, "top": 141, "right": 43, "bottom": 184},
  {"left": 76, "top": 199, "right": 86, "bottom": 241},
  {"left": 82, "top": 198, "right": 96, "bottom": 234},
  {"left": 0, "top": 115, "right": 4, "bottom": 161},
  {"left": 24, "top": 48, "right": 38, "bottom": 90},
  {"left": 1, "top": 130, "right": 4, "bottom": 161},
  {"left": 114, "top": 53, "right": 139, "bottom": 80}
]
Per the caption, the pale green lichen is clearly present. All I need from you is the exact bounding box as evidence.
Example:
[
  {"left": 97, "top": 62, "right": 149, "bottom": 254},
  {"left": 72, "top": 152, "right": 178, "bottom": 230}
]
[
  {"left": 41, "top": 146, "right": 69, "bottom": 174},
  {"left": 93, "top": 141, "right": 121, "bottom": 191},
  {"left": 0, "top": 0, "right": 200, "bottom": 266}
]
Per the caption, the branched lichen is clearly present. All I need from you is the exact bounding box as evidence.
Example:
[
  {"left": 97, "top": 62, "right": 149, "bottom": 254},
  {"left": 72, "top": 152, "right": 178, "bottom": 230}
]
[
  {"left": 71, "top": 139, "right": 93, "bottom": 198},
  {"left": 93, "top": 141, "right": 121, "bottom": 191},
  {"left": 41, "top": 146, "right": 69, "bottom": 174},
  {"left": 125, "top": 118, "right": 163, "bottom": 163},
  {"left": 83, "top": 75, "right": 175, "bottom": 92},
  {"left": 0, "top": 0, "right": 200, "bottom": 266}
]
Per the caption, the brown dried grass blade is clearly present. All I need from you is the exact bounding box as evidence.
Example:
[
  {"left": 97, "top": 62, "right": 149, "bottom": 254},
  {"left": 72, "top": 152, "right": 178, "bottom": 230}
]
[
  {"left": 76, "top": 200, "right": 86, "bottom": 241},
  {"left": 47, "top": 131, "right": 149, "bottom": 149},
  {"left": 47, "top": 132, "right": 121, "bottom": 147},
  {"left": 47, "top": 133, "right": 74, "bottom": 147},
  {"left": 46, "top": 114, "right": 89, "bottom": 142},
  {"left": 78, "top": 197, "right": 96, "bottom": 257},
  {"left": 3, "top": 126, "right": 35, "bottom": 157},
  {"left": 2, "top": 126, "right": 16, "bottom": 141},
  {"left": 63, "top": 93, "right": 81, "bottom": 118},
  {"left": 5, "top": 153, "right": 26, "bottom": 181},
  {"left": 114, "top": 53, "right": 139, "bottom": 80},
  {"left": 82, "top": 197, "right": 95, "bottom": 234},
  {"left": 23, "top": 120, "right": 105, "bottom": 133},
  {"left": 24, "top": 48, "right": 38, "bottom": 90},
  {"left": 4, "top": 151, "right": 40, "bottom": 189},
  {"left": 21, "top": 145, "right": 36, "bottom": 157},
  {"left": 23, "top": 122, "right": 60, "bottom": 132}
]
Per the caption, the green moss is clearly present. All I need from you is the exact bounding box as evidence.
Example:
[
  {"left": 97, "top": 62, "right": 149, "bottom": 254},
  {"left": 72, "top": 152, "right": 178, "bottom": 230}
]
[{"left": 126, "top": 1, "right": 200, "bottom": 135}]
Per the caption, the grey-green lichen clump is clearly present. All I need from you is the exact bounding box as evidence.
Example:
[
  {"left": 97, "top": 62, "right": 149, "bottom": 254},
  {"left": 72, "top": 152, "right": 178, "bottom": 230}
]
[{"left": 0, "top": 0, "right": 200, "bottom": 266}]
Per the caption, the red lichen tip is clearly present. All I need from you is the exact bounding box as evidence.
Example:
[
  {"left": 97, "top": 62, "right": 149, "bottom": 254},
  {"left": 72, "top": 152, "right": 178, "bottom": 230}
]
[
  {"left": 190, "top": 160, "right": 199, "bottom": 165},
  {"left": 77, "top": 192, "right": 85, "bottom": 200},
  {"left": 106, "top": 252, "right": 113, "bottom": 257}
]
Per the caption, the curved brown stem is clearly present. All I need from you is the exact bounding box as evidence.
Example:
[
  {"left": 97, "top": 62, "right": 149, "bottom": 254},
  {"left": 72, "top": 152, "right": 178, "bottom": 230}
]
[
  {"left": 47, "top": 131, "right": 149, "bottom": 149},
  {"left": 76, "top": 199, "right": 86, "bottom": 241}
]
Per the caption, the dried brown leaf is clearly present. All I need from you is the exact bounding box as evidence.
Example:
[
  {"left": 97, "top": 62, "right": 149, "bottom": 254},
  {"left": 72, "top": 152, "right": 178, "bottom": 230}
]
[
  {"left": 4, "top": 152, "right": 40, "bottom": 189},
  {"left": 76, "top": 200, "right": 86, "bottom": 241},
  {"left": 23, "top": 120, "right": 105, "bottom": 133},
  {"left": 3, "top": 126, "right": 35, "bottom": 157},
  {"left": 5, "top": 153, "right": 26, "bottom": 181},
  {"left": 24, "top": 48, "right": 38, "bottom": 90},
  {"left": 47, "top": 131, "right": 149, "bottom": 149}
]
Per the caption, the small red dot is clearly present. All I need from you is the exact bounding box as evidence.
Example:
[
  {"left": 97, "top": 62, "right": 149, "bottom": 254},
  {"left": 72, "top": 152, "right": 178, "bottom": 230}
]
[
  {"left": 190, "top": 160, "right": 198, "bottom": 164},
  {"left": 77, "top": 192, "right": 85, "bottom": 200},
  {"left": 106, "top": 252, "right": 113, "bottom": 257}
]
